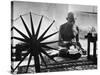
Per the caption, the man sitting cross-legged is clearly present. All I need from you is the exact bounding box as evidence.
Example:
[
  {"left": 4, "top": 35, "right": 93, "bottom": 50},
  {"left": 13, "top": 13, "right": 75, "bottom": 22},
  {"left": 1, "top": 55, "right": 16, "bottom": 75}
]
[{"left": 51, "top": 12, "right": 86, "bottom": 60}]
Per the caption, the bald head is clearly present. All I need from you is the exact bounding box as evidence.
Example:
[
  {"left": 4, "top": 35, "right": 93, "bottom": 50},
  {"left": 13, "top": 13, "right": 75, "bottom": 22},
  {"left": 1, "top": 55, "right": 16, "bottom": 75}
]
[{"left": 66, "top": 12, "right": 75, "bottom": 23}]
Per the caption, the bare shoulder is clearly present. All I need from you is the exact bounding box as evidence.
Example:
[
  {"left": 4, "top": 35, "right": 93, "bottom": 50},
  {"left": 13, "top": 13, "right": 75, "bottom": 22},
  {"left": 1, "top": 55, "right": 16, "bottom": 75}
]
[{"left": 60, "top": 22, "right": 67, "bottom": 28}]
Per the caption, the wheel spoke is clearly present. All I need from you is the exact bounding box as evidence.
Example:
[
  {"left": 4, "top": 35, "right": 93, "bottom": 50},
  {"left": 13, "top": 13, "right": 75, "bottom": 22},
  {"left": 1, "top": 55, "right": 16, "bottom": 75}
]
[
  {"left": 30, "top": 12, "right": 35, "bottom": 37},
  {"left": 12, "top": 51, "right": 30, "bottom": 72},
  {"left": 40, "top": 53, "right": 47, "bottom": 68},
  {"left": 36, "top": 16, "right": 43, "bottom": 39},
  {"left": 12, "top": 27, "right": 29, "bottom": 40},
  {"left": 25, "top": 54, "right": 32, "bottom": 73},
  {"left": 38, "top": 20, "right": 55, "bottom": 41},
  {"left": 11, "top": 37, "right": 26, "bottom": 42},
  {"left": 39, "top": 31, "right": 58, "bottom": 42},
  {"left": 20, "top": 15, "right": 32, "bottom": 38}
]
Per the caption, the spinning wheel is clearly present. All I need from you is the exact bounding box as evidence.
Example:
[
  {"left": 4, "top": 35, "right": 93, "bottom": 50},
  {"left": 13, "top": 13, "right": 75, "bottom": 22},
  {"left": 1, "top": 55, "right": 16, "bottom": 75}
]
[{"left": 11, "top": 12, "right": 58, "bottom": 73}]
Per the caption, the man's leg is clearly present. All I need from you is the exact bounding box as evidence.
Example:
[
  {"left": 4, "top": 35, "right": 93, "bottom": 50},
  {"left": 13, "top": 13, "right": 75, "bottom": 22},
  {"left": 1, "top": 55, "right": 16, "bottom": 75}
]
[{"left": 76, "top": 41, "right": 86, "bottom": 55}]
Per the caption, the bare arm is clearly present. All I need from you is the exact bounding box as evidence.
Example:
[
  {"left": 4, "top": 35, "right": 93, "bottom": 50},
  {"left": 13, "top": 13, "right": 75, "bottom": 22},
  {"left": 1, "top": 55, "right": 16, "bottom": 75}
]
[{"left": 58, "top": 26, "right": 63, "bottom": 46}]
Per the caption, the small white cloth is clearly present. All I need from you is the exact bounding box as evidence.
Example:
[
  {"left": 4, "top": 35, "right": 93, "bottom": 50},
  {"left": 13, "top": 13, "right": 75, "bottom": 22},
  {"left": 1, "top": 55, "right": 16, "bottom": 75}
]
[{"left": 59, "top": 45, "right": 82, "bottom": 55}]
